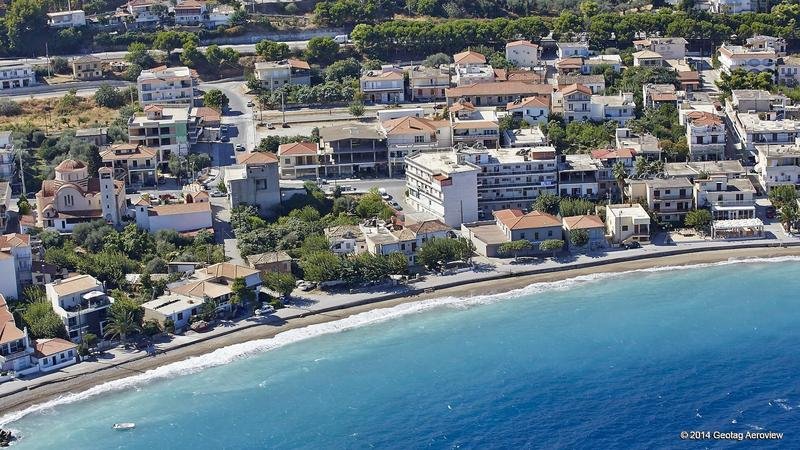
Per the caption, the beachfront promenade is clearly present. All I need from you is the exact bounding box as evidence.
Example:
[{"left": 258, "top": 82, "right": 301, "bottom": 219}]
[{"left": 2, "top": 230, "right": 799, "bottom": 401}]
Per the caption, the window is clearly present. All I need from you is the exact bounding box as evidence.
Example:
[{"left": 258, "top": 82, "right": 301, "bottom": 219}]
[
  {"left": 622, "top": 225, "right": 629, "bottom": 231},
  {"left": 548, "top": 230, "right": 553, "bottom": 237},
  {"left": 177, "top": 312, "right": 184, "bottom": 320}
]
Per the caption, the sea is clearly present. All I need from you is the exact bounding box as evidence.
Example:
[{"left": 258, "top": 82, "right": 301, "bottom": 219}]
[{"left": 2, "top": 258, "right": 800, "bottom": 449}]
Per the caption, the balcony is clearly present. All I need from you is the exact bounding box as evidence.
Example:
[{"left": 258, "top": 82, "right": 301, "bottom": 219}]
[{"left": 62, "top": 296, "right": 111, "bottom": 317}]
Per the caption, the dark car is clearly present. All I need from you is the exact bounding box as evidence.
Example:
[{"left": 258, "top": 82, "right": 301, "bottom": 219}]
[
  {"left": 766, "top": 206, "right": 776, "bottom": 219},
  {"left": 623, "top": 241, "right": 641, "bottom": 250}
]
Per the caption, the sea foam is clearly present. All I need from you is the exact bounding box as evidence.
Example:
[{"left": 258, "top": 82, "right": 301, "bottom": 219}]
[{"left": 2, "top": 255, "right": 798, "bottom": 427}]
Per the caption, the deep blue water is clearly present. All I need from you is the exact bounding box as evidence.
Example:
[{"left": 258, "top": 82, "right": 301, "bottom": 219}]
[{"left": 4, "top": 260, "right": 800, "bottom": 449}]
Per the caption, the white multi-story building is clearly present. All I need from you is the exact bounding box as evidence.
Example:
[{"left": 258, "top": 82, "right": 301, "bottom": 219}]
[
  {"left": 590, "top": 93, "right": 636, "bottom": 125},
  {"left": 224, "top": 152, "right": 282, "bottom": 216},
  {"left": 173, "top": 0, "right": 206, "bottom": 25},
  {"left": 0, "top": 64, "right": 35, "bottom": 90},
  {"left": 0, "top": 131, "right": 15, "bottom": 179},
  {"left": 360, "top": 66, "right": 405, "bottom": 103},
  {"left": 777, "top": 56, "right": 800, "bottom": 86},
  {"left": 137, "top": 66, "right": 195, "bottom": 106},
  {"left": 408, "top": 66, "right": 450, "bottom": 101},
  {"left": 557, "top": 42, "right": 589, "bottom": 59},
  {"left": 632, "top": 50, "right": 664, "bottom": 68},
  {"left": 632, "top": 37, "right": 688, "bottom": 59},
  {"left": 46, "top": 274, "right": 113, "bottom": 342},
  {"left": 754, "top": 141, "right": 800, "bottom": 193},
  {"left": 554, "top": 83, "right": 592, "bottom": 123},
  {"left": 605, "top": 204, "right": 651, "bottom": 244},
  {"left": 505, "top": 40, "right": 539, "bottom": 68},
  {"left": 133, "top": 192, "right": 212, "bottom": 233},
  {"left": 380, "top": 116, "right": 451, "bottom": 176},
  {"left": 710, "top": 0, "right": 752, "bottom": 13},
  {"left": 362, "top": 220, "right": 452, "bottom": 265},
  {"left": 616, "top": 127, "right": 661, "bottom": 160},
  {"left": 450, "top": 104, "right": 500, "bottom": 148},
  {"left": 746, "top": 35, "right": 787, "bottom": 56},
  {"left": 405, "top": 151, "right": 479, "bottom": 227},
  {"left": 47, "top": 10, "right": 86, "bottom": 27},
  {"left": 694, "top": 175, "right": 756, "bottom": 220},
  {"left": 717, "top": 44, "right": 776, "bottom": 76},
  {"left": 120, "top": 0, "right": 166, "bottom": 26},
  {"left": 558, "top": 154, "right": 602, "bottom": 199},
  {"left": 452, "top": 50, "right": 494, "bottom": 86},
  {"left": 627, "top": 178, "right": 694, "bottom": 224},
  {"left": 684, "top": 111, "right": 726, "bottom": 161},
  {"left": 254, "top": 59, "right": 311, "bottom": 90},
  {"left": 506, "top": 96, "right": 550, "bottom": 125},
  {"left": 457, "top": 145, "right": 558, "bottom": 217},
  {"left": 128, "top": 105, "right": 199, "bottom": 161}
]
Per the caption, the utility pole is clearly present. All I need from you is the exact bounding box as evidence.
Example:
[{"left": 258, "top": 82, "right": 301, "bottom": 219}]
[
  {"left": 281, "top": 90, "right": 286, "bottom": 125},
  {"left": 18, "top": 151, "right": 27, "bottom": 198}
]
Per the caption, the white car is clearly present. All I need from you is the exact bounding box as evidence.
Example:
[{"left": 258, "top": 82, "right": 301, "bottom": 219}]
[
  {"left": 333, "top": 34, "right": 349, "bottom": 44},
  {"left": 255, "top": 304, "right": 275, "bottom": 316}
]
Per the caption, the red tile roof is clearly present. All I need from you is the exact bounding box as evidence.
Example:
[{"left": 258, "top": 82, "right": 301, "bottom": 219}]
[
  {"left": 495, "top": 209, "right": 561, "bottom": 230},
  {"left": 278, "top": 141, "right": 318, "bottom": 156}
]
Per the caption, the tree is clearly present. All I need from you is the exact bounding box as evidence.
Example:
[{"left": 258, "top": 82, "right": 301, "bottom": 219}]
[
  {"left": 125, "top": 42, "right": 153, "bottom": 68},
  {"left": 416, "top": 238, "right": 473, "bottom": 271},
  {"left": 180, "top": 41, "right": 204, "bottom": 67},
  {"left": 229, "top": 8, "right": 249, "bottom": 26},
  {"left": 778, "top": 204, "right": 799, "bottom": 232},
  {"left": 559, "top": 198, "right": 595, "bottom": 218},
  {"left": 255, "top": 39, "right": 290, "bottom": 60},
  {"left": 305, "top": 37, "right": 339, "bottom": 64},
  {"left": 532, "top": 191, "right": 560, "bottom": 215},
  {"left": 539, "top": 239, "right": 565, "bottom": 258},
  {"left": 104, "top": 310, "right": 141, "bottom": 344},
  {"left": 203, "top": 88, "right": 229, "bottom": 111},
  {"left": 569, "top": 229, "right": 590, "bottom": 248},
  {"left": 685, "top": 209, "right": 712, "bottom": 233},
  {"left": 499, "top": 240, "right": 532, "bottom": 261},
  {"left": 348, "top": 100, "right": 365, "bottom": 117},
  {"left": 612, "top": 161, "right": 628, "bottom": 203},
  {"left": 39, "top": 230, "right": 63, "bottom": 248},
  {"left": 153, "top": 30, "right": 184, "bottom": 55},
  {"left": 324, "top": 58, "right": 361, "bottom": 82},
  {"left": 300, "top": 251, "right": 341, "bottom": 282},
  {"left": 230, "top": 277, "right": 255, "bottom": 316},
  {"left": 423, "top": 52, "right": 451, "bottom": 67},
  {"left": 263, "top": 272, "right": 296, "bottom": 298},
  {"left": 769, "top": 185, "right": 798, "bottom": 210},
  {"left": 20, "top": 300, "right": 69, "bottom": 340},
  {"left": 94, "top": 84, "right": 126, "bottom": 108},
  {"left": 5, "top": 0, "right": 48, "bottom": 54}
]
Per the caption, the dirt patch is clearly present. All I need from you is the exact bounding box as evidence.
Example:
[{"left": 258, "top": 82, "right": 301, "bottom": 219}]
[{"left": 0, "top": 97, "right": 119, "bottom": 132}]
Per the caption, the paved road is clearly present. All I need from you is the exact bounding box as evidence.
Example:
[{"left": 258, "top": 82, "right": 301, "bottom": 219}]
[{"left": 1, "top": 80, "right": 133, "bottom": 100}]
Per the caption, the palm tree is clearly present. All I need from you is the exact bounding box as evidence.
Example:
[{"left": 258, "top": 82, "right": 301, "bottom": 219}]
[
  {"left": 779, "top": 206, "right": 799, "bottom": 232},
  {"left": 104, "top": 310, "right": 141, "bottom": 344},
  {"left": 612, "top": 161, "right": 627, "bottom": 203}
]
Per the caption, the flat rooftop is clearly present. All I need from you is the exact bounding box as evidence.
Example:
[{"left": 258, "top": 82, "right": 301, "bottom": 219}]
[
  {"left": 407, "top": 151, "right": 477, "bottom": 174},
  {"left": 464, "top": 222, "right": 507, "bottom": 245}
]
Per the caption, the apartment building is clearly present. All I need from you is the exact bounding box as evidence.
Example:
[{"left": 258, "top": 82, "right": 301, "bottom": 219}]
[
  {"left": 643, "top": 84, "right": 681, "bottom": 109},
  {"left": 554, "top": 84, "right": 592, "bottom": 123},
  {"left": 746, "top": 35, "right": 787, "bottom": 56},
  {"left": 174, "top": 0, "right": 206, "bottom": 25},
  {"left": 558, "top": 154, "right": 602, "bottom": 199},
  {"left": 72, "top": 55, "right": 102, "bottom": 80},
  {"left": 0, "top": 182, "right": 9, "bottom": 232},
  {"left": 99, "top": 143, "right": 159, "bottom": 186},
  {"left": 119, "top": 0, "right": 165, "bottom": 27},
  {"left": 754, "top": 142, "right": 800, "bottom": 193},
  {"left": 505, "top": 40, "right": 539, "bottom": 68},
  {"left": 47, "top": 10, "right": 86, "bottom": 27},
  {"left": 632, "top": 37, "right": 688, "bottom": 59},
  {"left": 506, "top": 96, "right": 550, "bottom": 125},
  {"left": 0, "top": 64, "right": 35, "bottom": 90},
  {"left": 254, "top": 59, "right": 312, "bottom": 90},
  {"left": 628, "top": 178, "right": 693, "bottom": 224},
  {"left": 46, "top": 274, "right": 112, "bottom": 342},
  {"left": 590, "top": 93, "right": 636, "bottom": 125},
  {"left": 277, "top": 141, "right": 320, "bottom": 178},
  {"left": 128, "top": 105, "right": 200, "bottom": 161},
  {"left": 710, "top": 0, "right": 752, "bottom": 13},
  {"left": 717, "top": 44, "right": 776, "bottom": 76},
  {"left": 777, "top": 56, "right": 800, "bottom": 86},
  {"left": 137, "top": 66, "right": 195, "bottom": 106},
  {"left": 456, "top": 145, "right": 558, "bottom": 217},
  {"left": 318, "top": 124, "right": 388, "bottom": 177},
  {"left": 0, "top": 131, "right": 15, "bottom": 179},
  {"left": 605, "top": 203, "right": 651, "bottom": 244},
  {"left": 360, "top": 67, "right": 405, "bottom": 103},
  {"left": 694, "top": 175, "right": 756, "bottom": 220},
  {"left": 380, "top": 116, "right": 451, "bottom": 176},
  {"left": 450, "top": 104, "right": 500, "bottom": 149},
  {"left": 445, "top": 81, "right": 554, "bottom": 107},
  {"left": 408, "top": 65, "right": 450, "bottom": 101},
  {"left": 405, "top": 151, "right": 479, "bottom": 227},
  {"left": 616, "top": 127, "right": 662, "bottom": 160},
  {"left": 556, "top": 73, "right": 605, "bottom": 94},
  {"left": 224, "top": 152, "right": 282, "bottom": 216},
  {"left": 684, "top": 111, "right": 726, "bottom": 161},
  {"left": 452, "top": 50, "right": 493, "bottom": 86}
]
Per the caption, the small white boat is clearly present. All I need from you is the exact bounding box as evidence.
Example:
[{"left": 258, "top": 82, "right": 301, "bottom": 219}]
[{"left": 112, "top": 423, "right": 135, "bottom": 430}]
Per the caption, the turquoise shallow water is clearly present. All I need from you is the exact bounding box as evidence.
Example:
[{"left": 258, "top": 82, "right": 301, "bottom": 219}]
[{"left": 3, "top": 259, "right": 800, "bottom": 449}]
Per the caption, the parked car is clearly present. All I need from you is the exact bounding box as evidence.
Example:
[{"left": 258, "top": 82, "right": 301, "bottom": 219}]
[
  {"left": 390, "top": 201, "right": 402, "bottom": 211},
  {"left": 381, "top": 193, "right": 392, "bottom": 200},
  {"left": 235, "top": 144, "right": 245, "bottom": 152},
  {"left": 246, "top": 100, "right": 255, "bottom": 107},
  {"left": 766, "top": 206, "right": 776, "bottom": 219},
  {"left": 623, "top": 241, "right": 641, "bottom": 249},
  {"left": 210, "top": 190, "right": 226, "bottom": 197},
  {"left": 333, "top": 34, "right": 349, "bottom": 44},
  {"left": 255, "top": 304, "right": 275, "bottom": 316},
  {"left": 281, "top": 122, "right": 290, "bottom": 128},
  {"left": 267, "top": 122, "right": 275, "bottom": 130}
]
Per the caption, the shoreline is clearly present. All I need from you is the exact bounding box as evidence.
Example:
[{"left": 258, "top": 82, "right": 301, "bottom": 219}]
[{"left": 2, "top": 245, "right": 800, "bottom": 420}]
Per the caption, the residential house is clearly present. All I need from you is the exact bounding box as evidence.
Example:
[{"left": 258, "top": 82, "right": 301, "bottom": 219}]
[
  {"left": 717, "top": 43, "right": 776, "bottom": 76},
  {"left": 684, "top": 111, "right": 726, "bottom": 161},
  {"left": 633, "top": 50, "right": 665, "bottom": 68},
  {"left": 0, "top": 295, "right": 36, "bottom": 376},
  {"left": 555, "top": 57, "right": 585, "bottom": 75},
  {"left": 556, "top": 73, "right": 605, "bottom": 94},
  {"left": 0, "top": 64, "right": 35, "bottom": 90},
  {"left": 33, "top": 338, "right": 78, "bottom": 372},
  {"left": 616, "top": 127, "right": 661, "bottom": 160},
  {"left": 605, "top": 203, "right": 651, "bottom": 244},
  {"left": 46, "top": 274, "right": 113, "bottom": 342},
  {"left": 100, "top": 143, "right": 158, "bottom": 186},
  {"left": 223, "top": 152, "right": 281, "bottom": 216},
  {"left": 246, "top": 251, "right": 292, "bottom": 273},
  {"left": 0, "top": 233, "right": 32, "bottom": 298},
  {"left": 746, "top": 35, "right": 787, "bottom": 56},
  {"left": 449, "top": 105, "right": 500, "bottom": 148},
  {"left": 318, "top": 124, "right": 388, "bottom": 177},
  {"left": 629, "top": 178, "right": 693, "bottom": 224},
  {"left": 324, "top": 225, "right": 367, "bottom": 255},
  {"left": 754, "top": 141, "right": 800, "bottom": 193},
  {"left": 494, "top": 209, "right": 562, "bottom": 250},
  {"left": 71, "top": 55, "right": 102, "bottom": 80},
  {"left": 254, "top": 59, "right": 312, "bottom": 90},
  {"left": 47, "top": 10, "right": 86, "bottom": 27},
  {"left": 557, "top": 42, "right": 589, "bottom": 59},
  {"left": 643, "top": 84, "right": 681, "bottom": 109},
  {"left": 405, "top": 151, "right": 479, "bottom": 227},
  {"left": 197, "top": 263, "right": 263, "bottom": 290},
  {"left": 777, "top": 56, "right": 800, "bottom": 86},
  {"left": 452, "top": 50, "right": 494, "bottom": 86},
  {"left": 445, "top": 81, "right": 554, "bottom": 107},
  {"left": 133, "top": 193, "right": 212, "bottom": 233},
  {"left": 0, "top": 132, "right": 15, "bottom": 179},
  {"left": 663, "top": 160, "right": 746, "bottom": 181},
  {"left": 677, "top": 71, "right": 702, "bottom": 93},
  {"left": 505, "top": 40, "right": 539, "bottom": 68},
  {"left": 562, "top": 215, "right": 606, "bottom": 250},
  {"left": 506, "top": 96, "right": 549, "bottom": 125},
  {"left": 120, "top": 0, "right": 166, "bottom": 27},
  {"left": 381, "top": 116, "right": 451, "bottom": 176},
  {"left": 632, "top": 37, "right": 688, "bottom": 59},
  {"left": 277, "top": 141, "right": 320, "bottom": 178},
  {"left": 559, "top": 154, "right": 602, "bottom": 199},
  {"left": 503, "top": 126, "right": 548, "bottom": 148},
  {"left": 554, "top": 83, "right": 592, "bottom": 123},
  {"left": 591, "top": 148, "right": 637, "bottom": 199},
  {"left": 584, "top": 54, "right": 623, "bottom": 73},
  {"left": 360, "top": 67, "right": 405, "bottom": 103},
  {"left": 137, "top": 66, "right": 195, "bottom": 106},
  {"left": 75, "top": 127, "right": 108, "bottom": 147},
  {"left": 694, "top": 175, "right": 756, "bottom": 220},
  {"left": 590, "top": 93, "right": 636, "bottom": 124},
  {"left": 35, "top": 163, "right": 126, "bottom": 232},
  {"left": 128, "top": 105, "right": 199, "bottom": 161},
  {"left": 174, "top": 0, "right": 207, "bottom": 25},
  {"left": 408, "top": 65, "right": 450, "bottom": 101},
  {"left": 362, "top": 220, "right": 452, "bottom": 265},
  {"left": 0, "top": 182, "right": 10, "bottom": 231},
  {"left": 456, "top": 145, "right": 558, "bottom": 217},
  {"left": 142, "top": 293, "right": 202, "bottom": 333},
  {"left": 207, "top": 4, "right": 235, "bottom": 27}
]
